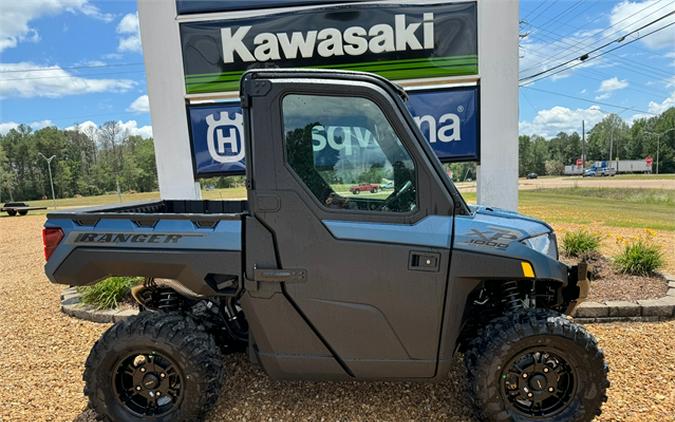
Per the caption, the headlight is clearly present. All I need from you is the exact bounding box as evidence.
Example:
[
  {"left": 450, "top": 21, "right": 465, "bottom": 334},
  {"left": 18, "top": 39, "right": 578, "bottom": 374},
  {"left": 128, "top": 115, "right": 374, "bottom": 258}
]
[{"left": 522, "top": 232, "right": 558, "bottom": 260}]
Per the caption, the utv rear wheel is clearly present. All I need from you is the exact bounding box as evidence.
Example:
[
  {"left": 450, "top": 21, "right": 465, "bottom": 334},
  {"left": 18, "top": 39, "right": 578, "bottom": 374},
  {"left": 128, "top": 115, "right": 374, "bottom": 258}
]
[
  {"left": 84, "top": 312, "right": 224, "bottom": 421},
  {"left": 464, "top": 309, "right": 608, "bottom": 422}
]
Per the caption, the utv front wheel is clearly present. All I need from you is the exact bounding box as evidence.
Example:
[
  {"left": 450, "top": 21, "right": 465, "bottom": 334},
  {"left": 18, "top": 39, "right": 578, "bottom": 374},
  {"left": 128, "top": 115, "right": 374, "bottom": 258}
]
[
  {"left": 464, "top": 309, "right": 608, "bottom": 421},
  {"left": 84, "top": 312, "right": 224, "bottom": 421}
]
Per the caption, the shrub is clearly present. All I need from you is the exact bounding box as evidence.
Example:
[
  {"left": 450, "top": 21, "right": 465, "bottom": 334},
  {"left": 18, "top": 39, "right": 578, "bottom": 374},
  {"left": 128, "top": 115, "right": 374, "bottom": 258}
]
[
  {"left": 561, "top": 230, "right": 601, "bottom": 257},
  {"left": 614, "top": 237, "right": 664, "bottom": 276},
  {"left": 77, "top": 276, "right": 142, "bottom": 310}
]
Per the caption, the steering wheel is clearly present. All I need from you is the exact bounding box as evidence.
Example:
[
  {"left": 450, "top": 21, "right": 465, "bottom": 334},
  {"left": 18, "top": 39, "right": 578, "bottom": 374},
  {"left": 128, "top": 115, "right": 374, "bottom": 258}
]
[{"left": 380, "top": 180, "right": 413, "bottom": 211}]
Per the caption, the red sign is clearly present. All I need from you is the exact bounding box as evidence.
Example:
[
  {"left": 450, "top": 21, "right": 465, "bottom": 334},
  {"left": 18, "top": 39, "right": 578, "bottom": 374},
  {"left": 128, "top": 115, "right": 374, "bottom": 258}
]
[
  {"left": 646, "top": 156, "right": 653, "bottom": 166},
  {"left": 576, "top": 159, "right": 583, "bottom": 167}
]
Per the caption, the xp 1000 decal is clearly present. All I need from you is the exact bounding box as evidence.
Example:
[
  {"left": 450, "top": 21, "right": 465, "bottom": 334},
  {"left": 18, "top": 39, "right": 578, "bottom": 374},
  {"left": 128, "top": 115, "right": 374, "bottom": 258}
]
[
  {"left": 180, "top": 2, "right": 477, "bottom": 94},
  {"left": 188, "top": 86, "right": 479, "bottom": 177}
]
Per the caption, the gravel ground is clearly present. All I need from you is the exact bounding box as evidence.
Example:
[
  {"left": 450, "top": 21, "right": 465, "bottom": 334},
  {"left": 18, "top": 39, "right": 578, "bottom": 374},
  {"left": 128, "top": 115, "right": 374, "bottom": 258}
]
[{"left": 1, "top": 215, "right": 674, "bottom": 422}]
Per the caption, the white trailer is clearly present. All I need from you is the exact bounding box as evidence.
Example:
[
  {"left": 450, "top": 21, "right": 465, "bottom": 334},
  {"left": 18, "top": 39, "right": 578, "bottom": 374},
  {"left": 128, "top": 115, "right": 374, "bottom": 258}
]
[
  {"left": 606, "top": 160, "right": 652, "bottom": 174},
  {"left": 564, "top": 165, "right": 583, "bottom": 175}
]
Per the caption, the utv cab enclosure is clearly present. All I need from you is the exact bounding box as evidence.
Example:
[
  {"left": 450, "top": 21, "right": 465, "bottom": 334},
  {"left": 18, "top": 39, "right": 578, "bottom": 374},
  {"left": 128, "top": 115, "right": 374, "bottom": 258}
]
[{"left": 43, "top": 70, "right": 607, "bottom": 422}]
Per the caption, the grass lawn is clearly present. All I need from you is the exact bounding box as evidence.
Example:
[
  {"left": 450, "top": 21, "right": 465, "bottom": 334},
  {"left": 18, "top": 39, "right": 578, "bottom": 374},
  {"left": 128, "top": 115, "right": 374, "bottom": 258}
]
[{"left": 3, "top": 185, "right": 674, "bottom": 233}]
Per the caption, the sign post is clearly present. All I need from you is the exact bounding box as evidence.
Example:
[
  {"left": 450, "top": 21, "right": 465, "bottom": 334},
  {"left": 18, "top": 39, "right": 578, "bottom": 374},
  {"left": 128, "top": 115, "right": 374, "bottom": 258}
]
[{"left": 138, "top": 0, "right": 519, "bottom": 210}]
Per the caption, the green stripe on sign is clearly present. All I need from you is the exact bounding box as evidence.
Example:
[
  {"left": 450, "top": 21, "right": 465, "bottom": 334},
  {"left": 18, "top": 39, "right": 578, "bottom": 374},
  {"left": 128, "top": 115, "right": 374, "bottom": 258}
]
[
  {"left": 185, "top": 55, "right": 479, "bottom": 94},
  {"left": 184, "top": 55, "right": 479, "bottom": 79},
  {"left": 186, "top": 60, "right": 478, "bottom": 86}
]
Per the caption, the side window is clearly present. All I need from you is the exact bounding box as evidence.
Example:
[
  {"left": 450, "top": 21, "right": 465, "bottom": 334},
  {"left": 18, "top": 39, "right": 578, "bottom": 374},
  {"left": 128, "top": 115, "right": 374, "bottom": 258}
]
[{"left": 282, "top": 94, "right": 417, "bottom": 213}]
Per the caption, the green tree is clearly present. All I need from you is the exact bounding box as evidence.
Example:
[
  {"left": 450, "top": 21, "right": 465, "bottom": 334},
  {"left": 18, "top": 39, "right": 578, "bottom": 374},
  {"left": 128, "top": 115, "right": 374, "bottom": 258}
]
[{"left": 0, "top": 144, "right": 16, "bottom": 202}]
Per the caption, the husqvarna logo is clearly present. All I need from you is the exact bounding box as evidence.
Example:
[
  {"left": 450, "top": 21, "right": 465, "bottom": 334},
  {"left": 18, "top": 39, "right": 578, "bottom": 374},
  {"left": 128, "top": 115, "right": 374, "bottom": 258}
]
[{"left": 206, "top": 111, "right": 245, "bottom": 163}]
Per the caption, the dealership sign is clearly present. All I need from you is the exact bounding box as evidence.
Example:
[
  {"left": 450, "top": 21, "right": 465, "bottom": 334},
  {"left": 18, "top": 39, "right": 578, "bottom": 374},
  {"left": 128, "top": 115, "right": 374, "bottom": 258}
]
[
  {"left": 179, "top": 2, "right": 477, "bottom": 94},
  {"left": 188, "top": 86, "right": 478, "bottom": 177}
]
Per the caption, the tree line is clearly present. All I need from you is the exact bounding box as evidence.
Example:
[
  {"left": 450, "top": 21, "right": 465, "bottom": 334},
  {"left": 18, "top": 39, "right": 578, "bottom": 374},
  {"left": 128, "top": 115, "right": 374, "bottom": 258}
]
[
  {"left": 518, "top": 108, "right": 674, "bottom": 177},
  {"left": 0, "top": 121, "right": 158, "bottom": 202},
  {"left": 0, "top": 107, "right": 673, "bottom": 202}
]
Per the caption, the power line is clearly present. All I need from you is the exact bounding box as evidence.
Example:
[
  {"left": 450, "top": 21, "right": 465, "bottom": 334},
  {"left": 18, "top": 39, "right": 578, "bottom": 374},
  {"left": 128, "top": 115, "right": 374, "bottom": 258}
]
[
  {"left": 521, "top": 23, "right": 674, "bottom": 80},
  {"left": 520, "top": 47, "right": 668, "bottom": 98},
  {"left": 523, "top": 0, "right": 550, "bottom": 21},
  {"left": 536, "top": 0, "right": 585, "bottom": 30},
  {"left": 521, "top": 86, "right": 656, "bottom": 115},
  {"left": 520, "top": 0, "right": 673, "bottom": 74},
  {"left": 520, "top": 13, "right": 675, "bottom": 83},
  {"left": 527, "top": 0, "right": 561, "bottom": 23}
]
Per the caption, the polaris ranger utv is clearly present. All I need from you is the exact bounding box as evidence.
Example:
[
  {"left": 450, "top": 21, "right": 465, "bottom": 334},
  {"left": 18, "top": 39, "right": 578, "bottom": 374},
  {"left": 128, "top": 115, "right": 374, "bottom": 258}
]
[{"left": 43, "top": 70, "right": 608, "bottom": 421}]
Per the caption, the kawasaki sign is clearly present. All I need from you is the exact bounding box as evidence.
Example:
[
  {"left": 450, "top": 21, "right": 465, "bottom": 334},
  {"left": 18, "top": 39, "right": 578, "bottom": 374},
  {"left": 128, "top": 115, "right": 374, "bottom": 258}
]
[
  {"left": 188, "top": 86, "right": 479, "bottom": 177},
  {"left": 179, "top": 2, "right": 477, "bottom": 94}
]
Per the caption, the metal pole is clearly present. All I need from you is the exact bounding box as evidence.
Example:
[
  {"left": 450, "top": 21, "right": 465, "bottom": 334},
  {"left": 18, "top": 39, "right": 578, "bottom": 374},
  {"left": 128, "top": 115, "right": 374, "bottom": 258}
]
[
  {"left": 38, "top": 152, "right": 57, "bottom": 209},
  {"left": 580, "top": 119, "right": 586, "bottom": 176},
  {"left": 46, "top": 159, "right": 56, "bottom": 208},
  {"left": 656, "top": 134, "right": 660, "bottom": 175}
]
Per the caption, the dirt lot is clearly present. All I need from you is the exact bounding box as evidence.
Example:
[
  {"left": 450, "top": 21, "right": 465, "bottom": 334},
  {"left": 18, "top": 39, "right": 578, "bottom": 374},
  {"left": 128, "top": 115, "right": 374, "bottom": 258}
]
[{"left": 1, "top": 216, "right": 674, "bottom": 422}]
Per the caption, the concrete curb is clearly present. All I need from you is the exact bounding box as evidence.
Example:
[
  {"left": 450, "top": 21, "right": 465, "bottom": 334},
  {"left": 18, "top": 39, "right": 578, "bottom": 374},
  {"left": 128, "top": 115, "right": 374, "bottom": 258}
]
[
  {"left": 61, "top": 274, "right": 675, "bottom": 324},
  {"left": 60, "top": 286, "right": 139, "bottom": 323},
  {"left": 573, "top": 272, "right": 675, "bottom": 323}
]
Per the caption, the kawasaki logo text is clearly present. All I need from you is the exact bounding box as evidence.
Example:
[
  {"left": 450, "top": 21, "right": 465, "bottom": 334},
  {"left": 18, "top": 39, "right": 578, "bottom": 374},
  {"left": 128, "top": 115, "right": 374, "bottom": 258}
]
[{"left": 221, "top": 13, "right": 434, "bottom": 63}]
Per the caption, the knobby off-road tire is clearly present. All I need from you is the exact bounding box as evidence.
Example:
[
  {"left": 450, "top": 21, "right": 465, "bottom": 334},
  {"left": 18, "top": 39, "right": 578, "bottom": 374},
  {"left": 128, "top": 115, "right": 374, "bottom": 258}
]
[
  {"left": 84, "top": 312, "right": 225, "bottom": 422},
  {"left": 464, "top": 309, "right": 608, "bottom": 422}
]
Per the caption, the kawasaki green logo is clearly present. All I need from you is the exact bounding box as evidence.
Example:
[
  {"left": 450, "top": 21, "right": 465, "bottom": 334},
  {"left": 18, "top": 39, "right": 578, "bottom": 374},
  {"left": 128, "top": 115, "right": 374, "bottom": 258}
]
[{"left": 221, "top": 13, "right": 435, "bottom": 63}]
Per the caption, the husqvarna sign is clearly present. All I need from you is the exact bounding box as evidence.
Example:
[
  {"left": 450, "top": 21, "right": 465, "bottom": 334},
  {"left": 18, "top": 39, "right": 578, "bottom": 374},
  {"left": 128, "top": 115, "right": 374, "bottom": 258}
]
[
  {"left": 179, "top": 2, "right": 477, "bottom": 94},
  {"left": 188, "top": 86, "right": 478, "bottom": 177}
]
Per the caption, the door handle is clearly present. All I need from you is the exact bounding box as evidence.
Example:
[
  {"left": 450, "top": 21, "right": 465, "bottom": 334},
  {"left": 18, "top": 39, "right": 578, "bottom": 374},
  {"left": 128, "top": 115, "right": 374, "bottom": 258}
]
[
  {"left": 254, "top": 268, "right": 307, "bottom": 283},
  {"left": 409, "top": 251, "right": 440, "bottom": 272}
]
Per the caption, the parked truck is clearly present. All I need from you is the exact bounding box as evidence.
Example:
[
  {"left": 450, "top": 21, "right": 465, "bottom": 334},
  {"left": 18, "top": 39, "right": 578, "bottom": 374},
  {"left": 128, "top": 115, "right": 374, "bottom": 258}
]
[
  {"left": 42, "top": 70, "right": 607, "bottom": 422},
  {"left": 565, "top": 159, "right": 652, "bottom": 176}
]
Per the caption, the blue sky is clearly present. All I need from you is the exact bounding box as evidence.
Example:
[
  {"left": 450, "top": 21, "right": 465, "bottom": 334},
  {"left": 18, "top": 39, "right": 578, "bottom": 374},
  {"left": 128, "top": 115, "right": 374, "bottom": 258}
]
[{"left": 0, "top": 0, "right": 673, "bottom": 139}]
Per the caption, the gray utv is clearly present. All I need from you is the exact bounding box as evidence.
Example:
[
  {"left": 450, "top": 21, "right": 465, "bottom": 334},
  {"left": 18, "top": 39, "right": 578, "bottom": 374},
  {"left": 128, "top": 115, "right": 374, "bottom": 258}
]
[{"left": 43, "top": 69, "right": 608, "bottom": 421}]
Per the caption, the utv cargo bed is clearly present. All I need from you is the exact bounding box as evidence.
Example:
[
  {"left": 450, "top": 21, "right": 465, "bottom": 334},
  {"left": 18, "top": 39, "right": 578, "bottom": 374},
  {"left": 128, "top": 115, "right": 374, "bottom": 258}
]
[{"left": 43, "top": 200, "right": 247, "bottom": 297}]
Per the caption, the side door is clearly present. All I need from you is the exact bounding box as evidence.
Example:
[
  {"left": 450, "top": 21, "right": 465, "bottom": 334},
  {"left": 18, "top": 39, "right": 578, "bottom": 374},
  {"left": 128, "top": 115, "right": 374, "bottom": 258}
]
[{"left": 243, "top": 72, "right": 456, "bottom": 378}]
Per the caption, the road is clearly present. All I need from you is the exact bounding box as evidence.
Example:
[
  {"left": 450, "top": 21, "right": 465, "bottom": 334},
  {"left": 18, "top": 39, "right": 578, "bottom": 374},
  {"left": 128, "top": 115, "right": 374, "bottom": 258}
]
[{"left": 455, "top": 176, "right": 675, "bottom": 192}]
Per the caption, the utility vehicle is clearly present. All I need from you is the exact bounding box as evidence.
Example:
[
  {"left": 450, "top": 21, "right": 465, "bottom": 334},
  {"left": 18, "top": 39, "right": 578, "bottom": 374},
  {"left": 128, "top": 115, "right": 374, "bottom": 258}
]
[
  {"left": 2, "top": 202, "right": 46, "bottom": 216},
  {"left": 43, "top": 69, "right": 608, "bottom": 422}
]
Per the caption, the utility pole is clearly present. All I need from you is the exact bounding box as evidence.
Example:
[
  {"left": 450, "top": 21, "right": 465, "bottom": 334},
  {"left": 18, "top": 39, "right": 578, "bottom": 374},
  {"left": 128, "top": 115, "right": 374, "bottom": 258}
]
[
  {"left": 581, "top": 120, "right": 586, "bottom": 169},
  {"left": 645, "top": 128, "right": 675, "bottom": 175},
  {"left": 608, "top": 126, "right": 613, "bottom": 165},
  {"left": 38, "top": 152, "right": 57, "bottom": 209}
]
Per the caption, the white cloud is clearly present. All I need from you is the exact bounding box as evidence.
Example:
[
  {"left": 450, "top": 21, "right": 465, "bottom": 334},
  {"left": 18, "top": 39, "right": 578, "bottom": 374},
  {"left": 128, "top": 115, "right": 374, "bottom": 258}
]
[
  {"left": 0, "top": 122, "right": 19, "bottom": 135},
  {"left": 30, "top": 120, "right": 55, "bottom": 130},
  {"left": 0, "top": 1, "right": 112, "bottom": 52},
  {"left": 66, "top": 120, "right": 153, "bottom": 139},
  {"left": 65, "top": 120, "right": 98, "bottom": 134},
  {"left": 0, "top": 120, "right": 56, "bottom": 135},
  {"left": 127, "top": 95, "right": 150, "bottom": 113},
  {"left": 647, "top": 91, "right": 675, "bottom": 114},
  {"left": 519, "top": 105, "right": 607, "bottom": 138},
  {"left": 119, "top": 120, "right": 152, "bottom": 138},
  {"left": 0, "top": 62, "right": 136, "bottom": 98},
  {"left": 595, "top": 93, "right": 611, "bottom": 100},
  {"left": 609, "top": 0, "right": 675, "bottom": 51},
  {"left": 117, "top": 13, "right": 142, "bottom": 53},
  {"left": 598, "top": 77, "right": 629, "bottom": 93}
]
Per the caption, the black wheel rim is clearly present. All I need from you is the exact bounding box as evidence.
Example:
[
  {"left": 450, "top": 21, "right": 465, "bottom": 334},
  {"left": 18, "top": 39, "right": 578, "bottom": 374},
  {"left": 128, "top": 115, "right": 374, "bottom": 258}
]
[
  {"left": 113, "top": 351, "right": 184, "bottom": 417},
  {"left": 500, "top": 348, "right": 576, "bottom": 418}
]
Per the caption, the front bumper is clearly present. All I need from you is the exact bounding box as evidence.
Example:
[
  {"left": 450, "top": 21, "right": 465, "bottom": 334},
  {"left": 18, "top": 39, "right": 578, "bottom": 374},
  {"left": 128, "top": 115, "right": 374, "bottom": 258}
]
[{"left": 564, "top": 262, "right": 589, "bottom": 315}]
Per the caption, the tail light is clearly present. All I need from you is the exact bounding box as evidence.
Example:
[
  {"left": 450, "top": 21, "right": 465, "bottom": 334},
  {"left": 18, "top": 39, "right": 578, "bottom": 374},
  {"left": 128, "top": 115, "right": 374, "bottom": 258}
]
[{"left": 42, "top": 227, "right": 64, "bottom": 261}]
